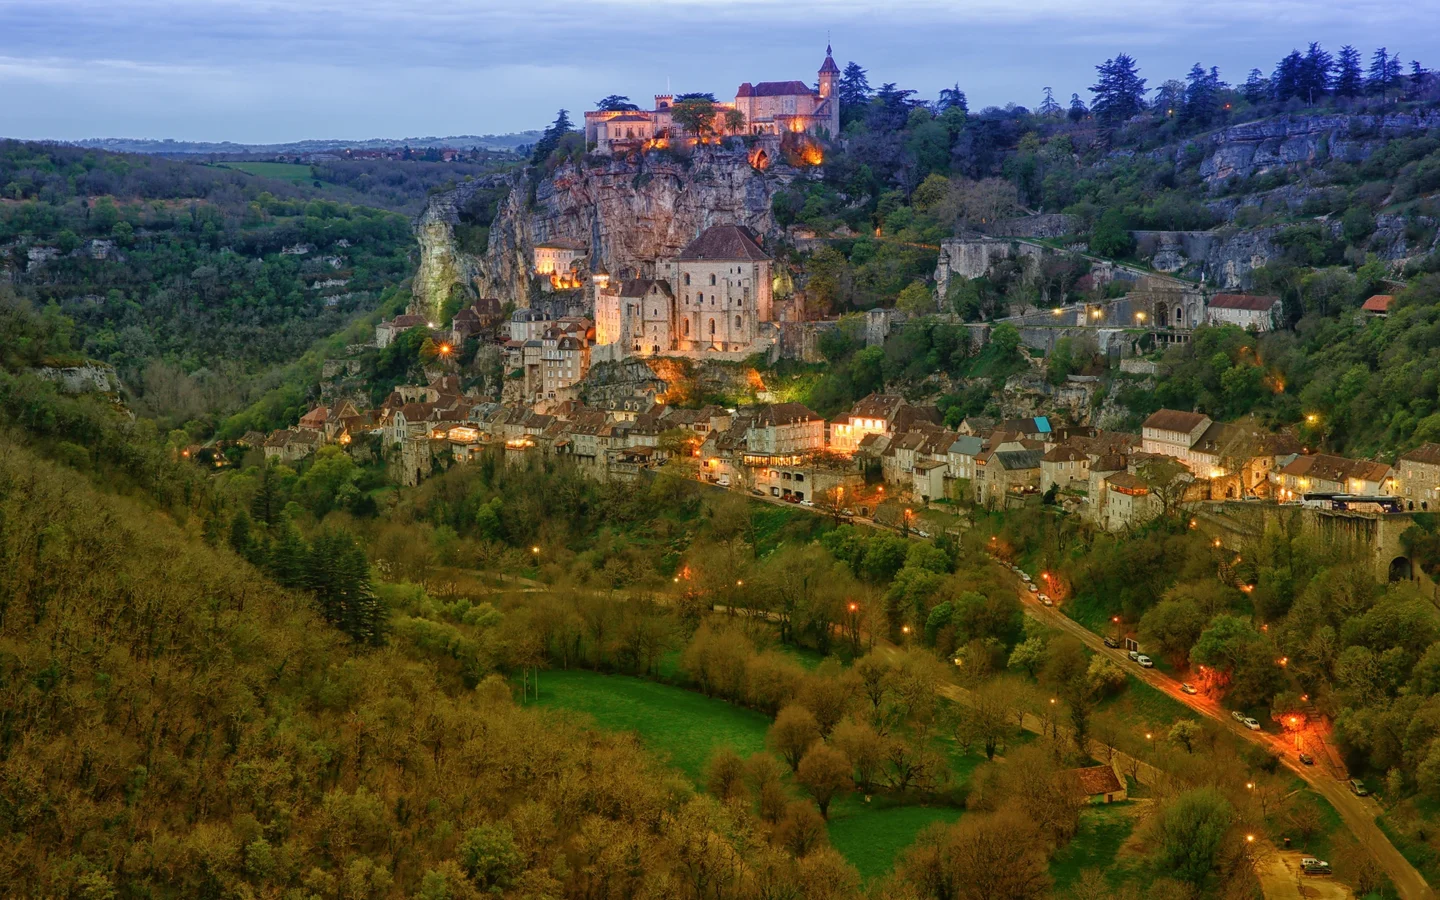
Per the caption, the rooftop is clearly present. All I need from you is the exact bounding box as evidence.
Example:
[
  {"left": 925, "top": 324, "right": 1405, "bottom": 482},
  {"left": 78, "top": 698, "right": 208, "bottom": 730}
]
[
  {"left": 1209, "top": 293, "right": 1280, "bottom": 311},
  {"left": 1143, "top": 409, "right": 1210, "bottom": 435},
  {"left": 678, "top": 224, "right": 770, "bottom": 262}
]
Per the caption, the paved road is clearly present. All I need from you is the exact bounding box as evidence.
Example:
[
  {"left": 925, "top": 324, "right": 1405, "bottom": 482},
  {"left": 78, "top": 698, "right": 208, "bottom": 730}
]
[{"left": 1006, "top": 570, "right": 1432, "bottom": 900}]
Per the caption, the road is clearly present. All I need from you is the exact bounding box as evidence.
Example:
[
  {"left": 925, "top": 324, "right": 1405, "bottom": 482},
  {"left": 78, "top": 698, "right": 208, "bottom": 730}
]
[{"left": 1007, "top": 571, "right": 1432, "bottom": 900}]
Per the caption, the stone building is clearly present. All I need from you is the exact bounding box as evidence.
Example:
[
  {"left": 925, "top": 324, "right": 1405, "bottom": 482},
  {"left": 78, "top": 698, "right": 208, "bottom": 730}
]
[
  {"left": 594, "top": 224, "right": 776, "bottom": 358},
  {"left": 1397, "top": 443, "right": 1440, "bottom": 510},
  {"left": 584, "top": 46, "right": 840, "bottom": 155},
  {"left": 1206, "top": 293, "right": 1282, "bottom": 331},
  {"left": 534, "top": 239, "right": 588, "bottom": 291}
]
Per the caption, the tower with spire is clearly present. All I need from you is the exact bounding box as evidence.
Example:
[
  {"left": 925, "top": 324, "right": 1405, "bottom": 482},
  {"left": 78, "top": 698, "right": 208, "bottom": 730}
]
[{"left": 818, "top": 44, "right": 841, "bottom": 135}]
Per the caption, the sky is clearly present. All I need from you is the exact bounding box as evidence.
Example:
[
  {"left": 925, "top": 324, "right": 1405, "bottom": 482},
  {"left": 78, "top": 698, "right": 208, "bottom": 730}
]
[{"left": 0, "top": 0, "right": 1435, "bottom": 144}]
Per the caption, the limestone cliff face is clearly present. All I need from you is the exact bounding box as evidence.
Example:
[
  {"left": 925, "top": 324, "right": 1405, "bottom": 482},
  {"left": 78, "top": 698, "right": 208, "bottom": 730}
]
[
  {"left": 412, "top": 149, "right": 789, "bottom": 318},
  {"left": 1192, "top": 112, "right": 1440, "bottom": 185}
]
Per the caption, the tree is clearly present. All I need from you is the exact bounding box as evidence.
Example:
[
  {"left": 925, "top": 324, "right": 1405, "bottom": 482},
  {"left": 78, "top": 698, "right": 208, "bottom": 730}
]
[
  {"left": 530, "top": 109, "right": 575, "bottom": 164},
  {"left": 769, "top": 704, "right": 822, "bottom": 771},
  {"left": 1298, "top": 42, "right": 1334, "bottom": 104},
  {"left": 1090, "top": 54, "right": 1148, "bottom": 126},
  {"left": 595, "top": 95, "right": 639, "bottom": 111},
  {"left": 705, "top": 746, "right": 748, "bottom": 802},
  {"left": 1182, "top": 64, "right": 1225, "bottom": 128},
  {"left": 962, "top": 680, "right": 1013, "bottom": 760},
  {"left": 1135, "top": 456, "right": 1190, "bottom": 517},
  {"left": 1273, "top": 50, "right": 1304, "bottom": 101},
  {"left": 1140, "top": 598, "right": 1207, "bottom": 664},
  {"left": 1090, "top": 208, "right": 1135, "bottom": 259},
  {"left": 896, "top": 281, "right": 935, "bottom": 317},
  {"left": 1335, "top": 45, "right": 1365, "bottom": 97},
  {"left": 938, "top": 84, "right": 969, "bottom": 114},
  {"left": 674, "top": 91, "right": 718, "bottom": 103},
  {"left": 797, "top": 741, "right": 852, "bottom": 817},
  {"left": 458, "top": 823, "right": 523, "bottom": 892},
  {"left": 1067, "top": 93, "right": 1088, "bottom": 123},
  {"left": 1369, "top": 48, "right": 1403, "bottom": 96},
  {"left": 1038, "top": 86, "right": 1062, "bottom": 117},
  {"left": 671, "top": 98, "right": 718, "bottom": 139},
  {"left": 838, "top": 62, "right": 872, "bottom": 126},
  {"left": 309, "top": 529, "right": 387, "bottom": 645},
  {"left": 1169, "top": 719, "right": 1201, "bottom": 753},
  {"left": 1148, "top": 788, "right": 1235, "bottom": 889},
  {"left": 250, "top": 460, "right": 282, "bottom": 527},
  {"left": 990, "top": 322, "right": 1022, "bottom": 358},
  {"left": 1242, "top": 68, "right": 1270, "bottom": 104},
  {"left": 1008, "top": 636, "right": 1048, "bottom": 677}
]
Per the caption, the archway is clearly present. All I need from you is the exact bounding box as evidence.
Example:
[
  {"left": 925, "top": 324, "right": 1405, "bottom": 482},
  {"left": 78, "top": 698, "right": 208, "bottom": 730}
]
[{"left": 1389, "top": 556, "right": 1414, "bottom": 582}]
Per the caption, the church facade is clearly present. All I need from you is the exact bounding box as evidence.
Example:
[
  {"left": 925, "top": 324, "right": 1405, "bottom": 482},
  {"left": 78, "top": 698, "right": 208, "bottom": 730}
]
[
  {"left": 595, "top": 224, "right": 775, "bottom": 357},
  {"left": 584, "top": 47, "right": 841, "bottom": 155}
]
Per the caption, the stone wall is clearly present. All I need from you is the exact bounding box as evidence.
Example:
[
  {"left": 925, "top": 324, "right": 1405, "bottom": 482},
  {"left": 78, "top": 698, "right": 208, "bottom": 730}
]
[
  {"left": 984, "top": 214, "right": 1079, "bottom": 239},
  {"left": 934, "top": 237, "right": 1046, "bottom": 299}
]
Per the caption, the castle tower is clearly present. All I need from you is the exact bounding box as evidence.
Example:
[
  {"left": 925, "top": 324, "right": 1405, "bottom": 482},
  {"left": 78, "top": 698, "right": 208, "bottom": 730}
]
[{"left": 818, "top": 45, "right": 841, "bottom": 136}]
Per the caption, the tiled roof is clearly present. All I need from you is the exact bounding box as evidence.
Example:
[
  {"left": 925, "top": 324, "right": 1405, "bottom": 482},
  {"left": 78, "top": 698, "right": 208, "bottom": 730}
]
[
  {"left": 949, "top": 436, "right": 984, "bottom": 457},
  {"left": 1400, "top": 443, "right": 1440, "bottom": 466},
  {"left": 1279, "top": 453, "right": 1391, "bottom": 485},
  {"left": 535, "top": 238, "right": 587, "bottom": 251},
  {"left": 995, "top": 449, "right": 1043, "bottom": 471},
  {"left": 1074, "top": 766, "right": 1123, "bottom": 796},
  {"left": 753, "top": 402, "right": 820, "bottom": 426},
  {"left": 678, "top": 224, "right": 769, "bottom": 262},
  {"left": 750, "top": 80, "right": 814, "bottom": 97},
  {"left": 1106, "top": 472, "right": 1149, "bottom": 492},
  {"left": 618, "top": 278, "right": 673, "bottom": 298},
  {"left": 1042, "top": 445, "right": 1088, "bottom": 463},
  {"left": 1209, "top": 293, "right": 1280, "bottom": 311},
  {"left": 1362, "top": 294, "right": 1394, "bottom": 313},
  {"left": 1143, "top": 409, "right": 1210, "bottom": 435}
]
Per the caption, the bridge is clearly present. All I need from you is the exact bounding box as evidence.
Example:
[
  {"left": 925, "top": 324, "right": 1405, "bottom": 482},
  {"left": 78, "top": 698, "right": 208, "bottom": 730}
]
[{"left": 1189, "top": 501, "right": 1433, "bottom": 591}]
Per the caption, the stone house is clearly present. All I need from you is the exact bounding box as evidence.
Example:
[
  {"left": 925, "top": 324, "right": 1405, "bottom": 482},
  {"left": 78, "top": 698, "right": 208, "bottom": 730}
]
[
  {"left": 912, "top": 459, "right": 948, "bottom": 503},
  {"left": 375, "top": 313, "right": 429, "bottom": 348},
  {"left": 1041, "top": 444, "right": 1090, "bottom": 494},
  {"left": 828, "top": 393, "right": 942, "bottom": 454},
  {"left": 1073, "top": 765, "right": 1127, "bottom": 804},
  {"left": 947, "top": 435, "right": 984, "bottom": 484},
  {"left": 1141, "top": 409, "right": 1213, "bottom": 469},
  {"left": 975, "top": 449, "right": 1043, "bottom": 506},
  {"left": 533, "top": 239, "right": 588, "bottom": 290},
  {"left": 1397, "top": 443, "right": 1440, "bottom": 510},
  {"left": 1206, "top": 293, "right": 1282, "bottom": 331},
  {"left": 263, "top": 428, "right": 322, "bottom": 462},
  {"left": 1273, "top": 453, "right": 1395, "bottom": 499},
  {"left": 1100, "top": 472, "right": 1160, "bottom": 531},
  {"left": 746, "top": 403, "right": 824, "bottom": 455}
]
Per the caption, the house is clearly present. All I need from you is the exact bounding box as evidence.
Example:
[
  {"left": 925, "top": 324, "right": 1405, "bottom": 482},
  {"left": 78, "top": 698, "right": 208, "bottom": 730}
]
[
  {"left": 1362, "top": 295, "right": 1394, "bottom": 318},
  {"left": 828, "top": 393, "right": 942, "bottom": 453},
  {"left": 1041, "top": 445, "right": 1090, "bottom": 494},
  {"left": 1397, "top": 443, "right": 1440, "bottom": 510},
  {"left": 533, "top": 239, "right": 588, "bottom": 290},
  {"left": 1273, "top": 453, "right": 1395, "bottom": 499},
  {"left": 975, "top": 449, "right": 1043, "bottom": 506},
  {"left": 375, "top": 314, "right": 430, "bottom": 348},
  {"left": 451, "top": 298, "right": 504, "bottom": 344},
  {"left": 1100, "top": 472, "right": 1160, "bottom": 531},
  {"left": 947, "top": 435, "right": 985, "bottom": 484},
  {"left": 1140, "top": 409, "right": 1213, "bottom": 469},
  {"left": 263, "top": 428, "right": 322, "bottom": 462},
  {"left": 1187, "top": 420, "right": 1297, "bottom": 500},
  {"left": 1073, "top": 765, "right": 1127, "bottom": 804},
  {"left": 1206, "top": 294, "right": 1282, "bottom": 331},
  {"left": 912, "top": 459, "right": 949, "bottom": 503}
]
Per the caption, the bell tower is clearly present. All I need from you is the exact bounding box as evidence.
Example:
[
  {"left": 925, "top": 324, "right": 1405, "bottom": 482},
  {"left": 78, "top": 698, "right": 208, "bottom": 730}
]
[{"left": 818, "top": 44, "right": 841, "bottom": 136}]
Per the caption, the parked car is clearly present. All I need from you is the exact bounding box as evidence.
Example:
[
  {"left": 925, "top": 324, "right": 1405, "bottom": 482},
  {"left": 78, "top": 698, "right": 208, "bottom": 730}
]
[
  {"left": 1137, "top": 655, "right": 1155, "bottom": 668},
  {"left": 1180, "top": 683, "right": 1198, "bottom": 695},
  {"left": 1129, "top": 650, "right": 1141, "bottom": 661},
  {"left": 800, "top": 500, "right": 814, "bottom": 507},
  {"left": 1039, "top": 594, "right": 1052, "bottom": 606},
  {"left": 1301, "top": 857, "right": 1332, "bottom": 875},
  {"left": 1020, "top": 573, "right": 1032, "bottom": 583},
  {"left": 1243, "top": 717, "right": 1262, "bottom": 731},
  {"left": 1027, "top": 584, "right": 1039, "bottom": 593},
  {"left": 1350, "top": 779, "right": 1368, "bottom": 796},
  {"left": 915, "top": 529, "right": 930, "bottom": 538},
  {"left": 1103, "top": 636, "right": 1119, "bottom": 648},
  {"left": 1231, "top": 710, "right": 1246, "bottom": 723},
  {"left": 717, "top": 475, "right": 731, "bottom": 487},
  {"left": 1298, "top": 752, "right": 1314, "bottom": 765}
]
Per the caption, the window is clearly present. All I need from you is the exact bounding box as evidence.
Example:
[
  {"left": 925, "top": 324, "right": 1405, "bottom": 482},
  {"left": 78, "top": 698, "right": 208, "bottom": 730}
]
[
  {"left": 683, "top": 319, "right": 689, "bottom": 335},
  {"left": 684, "top": 273, "right": 690, "bottom": 285},
  {"left": 709, "top": 319, "right": 716, "bottom": 336},
  {"left": 735, "top": 315, "right": 742, "bottom": 329}
]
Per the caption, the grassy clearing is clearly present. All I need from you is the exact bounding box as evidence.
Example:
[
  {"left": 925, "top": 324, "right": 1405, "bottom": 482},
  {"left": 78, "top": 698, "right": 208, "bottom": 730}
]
[
  {"left": 532, "top": 669, "right": 769, "bottom": 782},
  {"left": 1379, "top": 800, "right": 1440, "bottom": 884},
  {"left": 1100, "top": 673, "right": 1195, "bottom": 727},
  {"left": 826, "top": 794, "right": 961, "bottom": 881},
  {"left": 1049, "top": 803, "right": 1142, "bottom": 890},
  {"left": 219, "top": 161, "right": 317, "bottom": 184}
]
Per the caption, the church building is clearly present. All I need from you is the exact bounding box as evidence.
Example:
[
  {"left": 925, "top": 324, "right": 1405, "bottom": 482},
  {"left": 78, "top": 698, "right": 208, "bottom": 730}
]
[
  {"left": 594, "top": 224, "right": 775, "bottom": 356},
  {"left": 584, "top": 47, "right": 841, "bottom": 155}
]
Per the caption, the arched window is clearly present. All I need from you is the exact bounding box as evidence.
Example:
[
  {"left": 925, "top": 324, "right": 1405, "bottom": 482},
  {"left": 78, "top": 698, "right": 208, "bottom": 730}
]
[
  {"left": 684, "top": 273, "right": 690, "bottom": 285},
  {"left": 709, "top": 273, "right": 717, "bottom": 285},
  {"left": 683, "top": 319, "right": 690, "bottom": 335},
  {"left": 709, "top": 318, "right": 716, "bottom": 336},
  {"left": 735, "top": 315, "right": 742, "bottom": 329}
]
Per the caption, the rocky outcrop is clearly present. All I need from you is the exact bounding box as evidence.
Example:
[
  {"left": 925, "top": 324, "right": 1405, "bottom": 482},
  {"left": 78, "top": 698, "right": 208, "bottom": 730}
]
[
  {"left": 984, "top": 214, "right": 1079, "bottom": 239},
  {"left": 413, "top": 148, "right": 792, "bottom": 319},
  {"left": 934, "top": 237, "right": 1046, "bottom": 297},
  {"left": 1131, "top": 228, "right": 1284, "bottom": 289},
  {"left": 31, "top": 362, "right": 121, "bottom": 395},
  {"left": 1193, "top": 112, "right": 1440, "bottom": 185}
]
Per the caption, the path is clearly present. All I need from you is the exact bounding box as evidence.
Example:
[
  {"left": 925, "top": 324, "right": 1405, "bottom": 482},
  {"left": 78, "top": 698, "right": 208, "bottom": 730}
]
[{"left": 1007, "top": 572, "right": 1432, "bottom": 900}]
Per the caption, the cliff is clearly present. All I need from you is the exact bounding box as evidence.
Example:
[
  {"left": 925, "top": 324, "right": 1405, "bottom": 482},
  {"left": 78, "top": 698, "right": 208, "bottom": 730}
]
[
  {"left": 1191, "top": 111, "right": 1440, "bottom": 185},
  {"left": 413, "top": 148, "right": 792, "bottom": 319}
]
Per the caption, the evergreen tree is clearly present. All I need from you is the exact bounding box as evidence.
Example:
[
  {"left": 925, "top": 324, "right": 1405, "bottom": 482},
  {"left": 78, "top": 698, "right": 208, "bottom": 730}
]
[
  {"left": 1181, "top": 64, "right": 1219, "bottom": 128},
  {"left": 1297, "top": 42, "right": 1334, "bottom": 104},
  {"left": 1068, "top": 93, "right": 1088, "bottom": 123},
  {"left": 530, "top": 109, "right": 574, "bottom": 165},
  {"left": 1038, "top": 86, "right": 1062, "bottom": 117},
  {"left": 228, "top": 509, "right": 254, "bottom": 561},
  {"left": 266, "top": 517, "right": 309, "bottom": 589},
  {"left": 1272, "top": 50, "right": 1304, "bottom": 101},
  {"left": 1369, "top": 48, "right": 1403, "bottom": 95},
  {"left": 1242, "top": 68, "right": 1270, "bottom": 104},
  {"left": 251, "top": 461, "right": 281, "bottom": 528},
  {"left": 938, "top": 84, "right": 969, "bottom": 113},
  {"left": 309, "top": 529, "right": 386, "bottom": 645},
  {"left": 838, "top": 62, "right": 872, "bottom": 126},
  {"left": 1334, "top": 45, "right": 1365, "bottom": 97},
  {"left": 1089, "top": 53, "right": 1148, "bottom": 126},
  {"left": 595, "top": 95, "right": 639, "bottom": 112}
]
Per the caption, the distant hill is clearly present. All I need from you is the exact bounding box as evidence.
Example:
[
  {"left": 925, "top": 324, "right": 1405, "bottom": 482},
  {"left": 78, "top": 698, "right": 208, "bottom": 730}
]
[{"left": 64, "top": 132, "right": 542, "bottom": 156}]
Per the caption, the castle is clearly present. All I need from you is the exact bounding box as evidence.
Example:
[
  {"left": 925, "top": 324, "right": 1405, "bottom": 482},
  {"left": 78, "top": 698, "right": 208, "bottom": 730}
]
[
  {"left": 583, "top": 46, "right": 841, "bottom": 155},
  {"left": 594, "top": 224, "right": 776, "bottom": 358}
]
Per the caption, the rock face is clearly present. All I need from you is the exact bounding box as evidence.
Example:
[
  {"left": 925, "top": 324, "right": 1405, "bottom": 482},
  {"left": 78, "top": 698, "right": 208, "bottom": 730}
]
[
  {"left": 1131, "top": 228, "right": 1285, "bottom": 290},
  {"left": 1193, "top": 112, "right": 1440, "bottom": 185},
  {"left": 412, "top": 148, "right": 790, "bottom": 319},
  {"left": 32, "top": 363, "right": 121, "bottom": 395},
  {"left": 934, "top": 237, "right": 1046, "bottom": 297}
]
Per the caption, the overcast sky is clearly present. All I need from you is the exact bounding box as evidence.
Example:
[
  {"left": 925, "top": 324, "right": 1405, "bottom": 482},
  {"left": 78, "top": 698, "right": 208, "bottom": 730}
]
[{"left": 0, "top": 0, "right": 1433, "bottom": 144}]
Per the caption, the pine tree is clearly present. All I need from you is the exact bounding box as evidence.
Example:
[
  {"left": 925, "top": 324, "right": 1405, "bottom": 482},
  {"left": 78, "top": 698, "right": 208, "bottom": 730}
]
[
  {"left": 838, "top": 62, "right": 872, "bottom": 126},
  {"left": 251, "top": 461, "right": 280, "bottom": 528},
  {"left": 938, "top": 84, "right": 969, "bottom": 113},
  {"left": 1297, "top": 42, "right": 1334, "bottom": 104},
  {"left": 530, "top": 109, "right": 574, "bottom": 165},
  {"left": 228, "top": 509, "right": 254, "bottom": 561},
  {"left": 1068, "top": 93, "right": 1089, "bottom": 123},
  {"left": 1242, "top": 69, "right": 1270, "bottom": 105},
  {"left": 309, "top": 529, "right": 386, "bottom": 645},
  {"left": 1182, "top": 63, "right": 1218, "bottom": 128},
  {"left": 1369, "top": 48, "right": 1397, "bottom": 95},
  {"left": 1272, "top": 50, "right": 1304, "bottom": 101},
  {"left": 1038, "top": 86, "right": 1062, "bottom": 117},
  {"left": 266, "top": 517, "right": 309, "bottom": 589},
  {"left": 1089, "top": 53, "right": 1148, "bottom": 126},
  {"left": 1334, "top": 45, "right": 1365, "bottom": 97}
]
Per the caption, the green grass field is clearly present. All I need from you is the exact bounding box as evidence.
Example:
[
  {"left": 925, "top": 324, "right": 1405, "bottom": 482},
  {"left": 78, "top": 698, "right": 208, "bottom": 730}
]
[
  {"left": 1049, "top": 804, "right": 1142, "bottom": 889},
  {"left": 219, "top": 161, "right": 317, "bottom": 184},
  {"left": 826, "top": 794, "right": 962, "bottom": 881},
  {"left": 533, "top": 669, "right": 769, "bottom": 782}
]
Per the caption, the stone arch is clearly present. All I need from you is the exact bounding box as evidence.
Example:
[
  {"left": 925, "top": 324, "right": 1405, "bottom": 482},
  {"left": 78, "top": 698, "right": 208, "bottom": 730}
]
[
  {"left": 1389, "top": 556, "right": 1414, "bottom": 582},
  {"left": 1158, "top": 307, "right": 1169, "bottom": 327},
  {"left": 1173, "top": 305, "right": 1185, "bottom": 326},
  {"left": 735, "top": 314, "right": 742, "bottom": 330}
]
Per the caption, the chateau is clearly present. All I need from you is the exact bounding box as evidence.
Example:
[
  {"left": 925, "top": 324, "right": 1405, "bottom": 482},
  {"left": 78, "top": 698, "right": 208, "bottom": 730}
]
[
  {"left": 584, "top": 47, "right": 841, "bottom": 155},
  {"left": 594, "top": 224, "right": 775, "bottom": 358}
]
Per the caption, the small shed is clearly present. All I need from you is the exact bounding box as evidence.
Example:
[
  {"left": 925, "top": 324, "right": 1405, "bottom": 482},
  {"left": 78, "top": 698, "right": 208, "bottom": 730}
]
[{"left": 1073, "top": 765, "right": 1127, "bottom": 804}]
